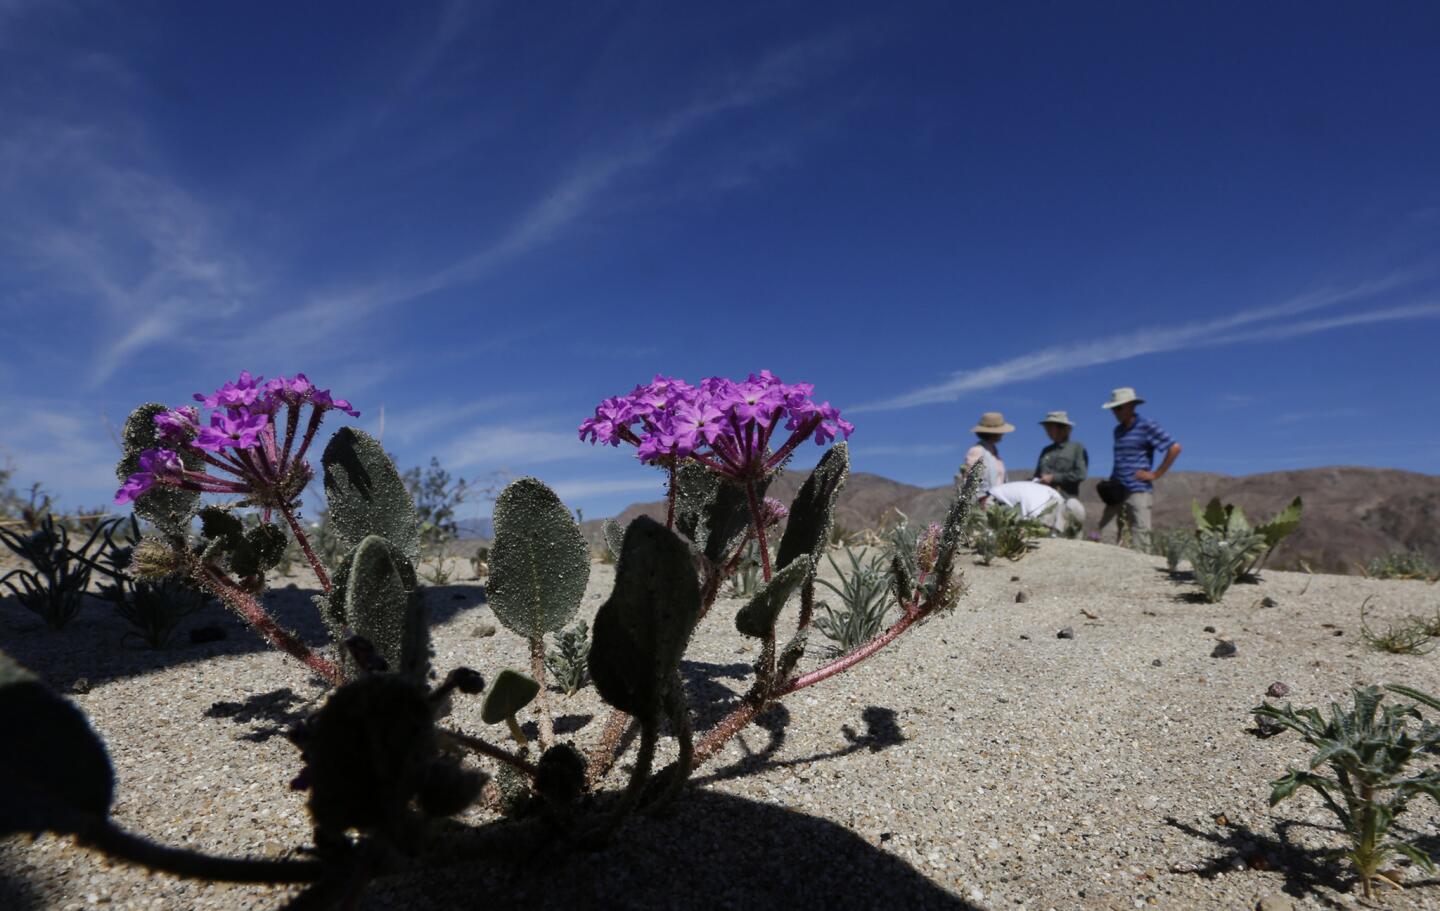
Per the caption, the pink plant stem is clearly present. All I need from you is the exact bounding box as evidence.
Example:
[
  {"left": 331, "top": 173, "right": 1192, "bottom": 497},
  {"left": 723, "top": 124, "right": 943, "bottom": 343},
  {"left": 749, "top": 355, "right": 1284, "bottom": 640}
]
[
  {"left": 279, "top": 504, "right": 331, "bottom": 593},
  {"left": 280, "top": 403, "right": 301, "bottom": 467},
  {"left": 290, "top": 408, "right": 326, "bottom": 466},
  {"left": 692, "top": 597, "right": 928, "bottom": 768},
  {"left": 193, "top": 562, "right": 342, "bottom": 684},
  {"left": 439, "top": 727, "right": 541, "bottom": 779},
  {"left": 744, "top": 480, "right": 772, "bottom": 582}
]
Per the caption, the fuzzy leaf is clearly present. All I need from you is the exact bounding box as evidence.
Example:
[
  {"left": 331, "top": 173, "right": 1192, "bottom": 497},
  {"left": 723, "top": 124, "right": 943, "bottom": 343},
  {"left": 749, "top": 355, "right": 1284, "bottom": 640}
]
[
  {"left": 339, "top": 536, "right": 428, "bottom": 683},
  {"left": 672, "top": 461, "right": 721, "bottom": 545},
  {"left": 482, "top": 669, "right": 540, "bottom": 724},
  {"left": 602, "top": 518, "right": 626, "bottom": 560},
  {"left": 487, "top": 478, "right": 590, "bottom": 639},
  {"left": 1389, "top": 840, "right": 1437, "bottom": 872},
  {"left": 1384, "top": 684, "right": 1440, "bottom": 715},
  {"left": 703, "top": 479, "right": 761, "bottom": 565},
  {"left": 198, "top": 506, "right": 244, "bottom": 542},
  {"left": 775, "top": 443, "right": 849, "bottom": 572},
  {"left": 322, "top": 428, "right": 421, "bottom": 563},
  {"left": 735, "top": 556, "right": 813, "bottom": 638},
  {"left": 588, "top": 516, "right": 701, "bottom": 719},
  {"left": 0, "top": 651, "right": 114, "bottom": 836}
]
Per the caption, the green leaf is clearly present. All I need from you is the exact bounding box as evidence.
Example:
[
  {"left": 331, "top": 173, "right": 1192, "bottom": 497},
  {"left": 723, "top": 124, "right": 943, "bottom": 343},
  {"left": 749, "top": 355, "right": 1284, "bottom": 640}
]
[
  {"left": 735, "top": 556, "right": 813, "bottom": 638},
  {"left": 588, "top": 516, "right": 701, "bottom": 719},
  {"left": 482, "top": 669, "right": 540, "bottom": 724},
  {"left": 1194, "top": 497, "right": 1228, "bottom": 532},
  {"left": 775, "top": 443, "right": 849, "bottom": 572},
  {"left": 487, "top": 478, "right": 590, "bottom": 639},
  {"left": 0, "top": 651, "right": 114, "bottom": 836},
  {"left": 1269, "top": 770, "right": 1304, "bottom": 805},
  {"left": 321, "top": 427, "right": 421, "bottom": 563},
  {"left": 703, "top": 478, "right": 761, "bottom": 565},
  {"left": 1255, "top": 496, "right": 1303, "bottom": 550},
  {"left": 339, "top": 535, "right": 428, "bottom": 683},
  {"left": 1390, "top": 840, "right": 1437, "bottom": 872},
  {"left": 116, "top": 405, "right": 201, "bottom": 535},
  {"left": 1384, "top": 684, "right": 1440, "bottom": 715},
  {"left": 671, "top": 461, "right": 720, "bottom": 545},
  {"left": 229, "top": 522, "right": 289, "bottom": 578},
  {"left": 602, "top": 518, "right": 626, "bottom": 561}
]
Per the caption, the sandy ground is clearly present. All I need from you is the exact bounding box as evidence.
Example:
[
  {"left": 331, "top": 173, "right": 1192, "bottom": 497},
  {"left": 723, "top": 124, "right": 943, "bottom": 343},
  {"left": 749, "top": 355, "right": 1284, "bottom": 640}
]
[{"left": 3, "top": 538, "right": 1440, "bottom": 910}]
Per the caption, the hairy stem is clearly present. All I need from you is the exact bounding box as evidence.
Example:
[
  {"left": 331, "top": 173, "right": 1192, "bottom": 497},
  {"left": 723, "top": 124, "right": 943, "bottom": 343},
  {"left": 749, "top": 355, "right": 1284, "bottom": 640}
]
[
  {"left": 645, "top": 673, "right": 693, "bottom": 815},
  {"left": 191, "top": 559, "right": 342, "bottom": 684},
  {"left": 530, "top": 636, "right": 554, "bottom": 751},
  {"left": 745, "top": 480, "right": 772, "bottom": 583},
  {"left": 665, "top": 462, "right": 677, "bottom": 530},
  {"left": 439, "top": 727, "right": 541, "bottom": 779},
  {"left": 585, "top": 709, "right": 633, "bottom": 788},
  {"left": 280, "top": 504, "right": 331, "bottom": 593}
]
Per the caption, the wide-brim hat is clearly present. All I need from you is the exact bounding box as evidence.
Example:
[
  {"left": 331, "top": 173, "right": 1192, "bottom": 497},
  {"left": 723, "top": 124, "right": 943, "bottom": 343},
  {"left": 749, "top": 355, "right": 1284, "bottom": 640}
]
[
  {"left": 1040, "top": 410, "right": 1073, "bottom": 427},
  {"left": 1102, "top": 387, "right": 1145, "bottom": 410},
  {"left": 971, "top": 411, "right": 1015, "bottom": 435}
]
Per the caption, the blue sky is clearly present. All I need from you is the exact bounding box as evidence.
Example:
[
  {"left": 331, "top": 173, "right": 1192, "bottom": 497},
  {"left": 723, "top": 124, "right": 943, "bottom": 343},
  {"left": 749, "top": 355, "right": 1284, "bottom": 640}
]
[{"left": 2, "top": 1, "right": 1439, "bottom": 525}]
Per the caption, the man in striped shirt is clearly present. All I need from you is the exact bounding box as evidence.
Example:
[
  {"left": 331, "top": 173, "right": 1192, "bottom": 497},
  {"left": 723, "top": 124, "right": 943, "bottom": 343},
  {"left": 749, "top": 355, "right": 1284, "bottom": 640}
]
[{"left": 1100, "top": 387, "right": 1182, "bottom": 550}]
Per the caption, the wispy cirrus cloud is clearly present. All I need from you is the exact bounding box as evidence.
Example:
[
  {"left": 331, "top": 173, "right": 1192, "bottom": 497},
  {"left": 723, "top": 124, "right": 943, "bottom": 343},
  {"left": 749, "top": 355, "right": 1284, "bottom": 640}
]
[
  {"left": 851, "top": 274, "right": 1431, "bottom": 412},
  {"left": 436, "top": 425, "right": 592, "bottom": 472},
  {"left": 241, "top": 29, "right": 854, "bottom": 361}
]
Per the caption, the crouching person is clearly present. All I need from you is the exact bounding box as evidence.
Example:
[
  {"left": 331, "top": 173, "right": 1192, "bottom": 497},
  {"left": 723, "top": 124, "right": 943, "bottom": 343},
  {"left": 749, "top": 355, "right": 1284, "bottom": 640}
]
[{"left": 987, "top": 480, "right": 1082, "bottom": 535}]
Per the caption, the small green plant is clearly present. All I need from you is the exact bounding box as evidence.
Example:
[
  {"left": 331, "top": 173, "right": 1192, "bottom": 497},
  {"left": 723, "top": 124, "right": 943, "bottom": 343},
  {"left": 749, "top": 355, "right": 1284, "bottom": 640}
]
[
  {"left": 1192, "top": 496, "right": 1302, "bottom": 579},
  {"left": 0, "top": 514, "right": 105, "bottom": 630},
  {"left": 972, "top": 503, "right": 1044, "bottom": 563},
  {"left": 1152, "top": 528, "right": 1192, "bottom": 574},
  {"left": 813, "top": 546, "right": 894, "bottom": 656},
  {"left": 83, "top": 516, "right": 209, "bottom": 648},
  {"left": 1255, "top": 685, "right": 1440, "bottom": 898},
  {"left": 1359, "top": 597, "right": 1435, "bottom": 655},
  {"left": 544, "top": 620, "right": 591, "bottom": 697},
  {"left": 1189, "top": 528, "right": 1264, "bottom": 603},
  {"left": 1364, "top": 550, "right": 1439, "bottom": 581},
  {"left": 726, "top": 539, "right": 768, "bottom": 597},
  {"left": 420, "top": 557, "right": 455, "bottom": 586}
]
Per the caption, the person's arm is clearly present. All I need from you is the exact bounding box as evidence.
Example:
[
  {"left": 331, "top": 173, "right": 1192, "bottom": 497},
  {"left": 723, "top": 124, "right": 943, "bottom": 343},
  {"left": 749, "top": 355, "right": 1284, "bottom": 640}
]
[{"left": 1135, "top": 442, "right": 1180, "bottom": 483}]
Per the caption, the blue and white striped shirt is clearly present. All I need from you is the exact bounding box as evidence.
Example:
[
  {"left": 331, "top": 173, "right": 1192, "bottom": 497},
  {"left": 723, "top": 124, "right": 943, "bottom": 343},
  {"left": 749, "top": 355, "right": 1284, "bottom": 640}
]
[{"left": 1111, "top": 414, "right": 1176, "bottom": 493}]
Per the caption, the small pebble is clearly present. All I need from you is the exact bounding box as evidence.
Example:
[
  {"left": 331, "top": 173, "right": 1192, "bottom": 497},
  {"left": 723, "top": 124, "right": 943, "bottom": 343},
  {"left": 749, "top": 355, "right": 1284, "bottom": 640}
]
[
  {"left": 1266, "top": 682, "right": 1290, "bottom": 698},
  {"left": 71, "top": 677, "right": 91, "bottom": 695},
  {"left": 1009, "top": 575, "right": 1020, "bottom": 582},
  {"left": 1151, "top": 659, "right": 1162, "bottom": 667},
  {"left": 474, "top": 622, "right": 498, "bottom": 638},
  {"left": 1057, "top": 627, "right": 1075, "bottom": 639},
  {"left": 1211, "top": 640, "right": 1237, "bottom": 658},
  {"left": 1260, "top": 596, "right": 1278, "bottom": 608},
  {"left": 1015, "top": 591, "right": 1028, "bottom": 603},
  {"left": 1203, "top": 625, "right": 1216, "bottom": 633},
  {"left": 1257, "top": 894, "right": 1295, "bottom": 911}
]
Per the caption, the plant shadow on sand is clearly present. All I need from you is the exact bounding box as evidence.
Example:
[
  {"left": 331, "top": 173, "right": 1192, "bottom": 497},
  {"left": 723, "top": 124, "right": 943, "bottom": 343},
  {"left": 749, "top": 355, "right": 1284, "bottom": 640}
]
[
  {"left": 0, "top": 583, "right": 488, "bottom": 692},
  {"left": 354, "top": 788, "right": 978, "bottom": 911},
  {"left": 1165, "top": 816, "right": 1440, "bottom": 908}
]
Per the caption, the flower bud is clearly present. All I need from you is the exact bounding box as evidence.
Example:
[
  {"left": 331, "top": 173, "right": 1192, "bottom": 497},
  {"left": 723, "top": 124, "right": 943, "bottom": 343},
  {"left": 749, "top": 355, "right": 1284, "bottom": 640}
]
[{"left": 130, "top": 537, "right": 181, "bottom": 579}]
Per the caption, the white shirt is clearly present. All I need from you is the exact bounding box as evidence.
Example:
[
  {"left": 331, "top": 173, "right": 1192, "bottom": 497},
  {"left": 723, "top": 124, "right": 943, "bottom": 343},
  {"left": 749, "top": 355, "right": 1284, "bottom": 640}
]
[{"left": 987, "top": 481, "right": 1063, "bottom": 525}]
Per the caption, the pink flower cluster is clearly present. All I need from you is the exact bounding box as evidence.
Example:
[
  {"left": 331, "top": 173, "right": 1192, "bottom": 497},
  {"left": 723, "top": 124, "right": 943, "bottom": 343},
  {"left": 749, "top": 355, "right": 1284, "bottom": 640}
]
[
  {"left": 115, "top": 372, "right": 358, "bottom": 505},
  {"left": 579, "top": 371, "right": 853, "bottom": 481}
]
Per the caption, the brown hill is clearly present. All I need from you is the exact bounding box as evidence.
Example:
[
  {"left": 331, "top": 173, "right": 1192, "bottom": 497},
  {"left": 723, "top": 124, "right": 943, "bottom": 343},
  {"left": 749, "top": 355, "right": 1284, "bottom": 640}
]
[{"left": 584, "top": 466, "right": 1440, "bottom": 574}]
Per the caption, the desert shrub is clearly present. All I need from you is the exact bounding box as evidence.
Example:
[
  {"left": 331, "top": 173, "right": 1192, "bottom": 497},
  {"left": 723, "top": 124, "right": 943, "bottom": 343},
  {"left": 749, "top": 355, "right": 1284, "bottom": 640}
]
[
  {"left": 1365, "top": 550, "right": 1439, "bottom": 581},
  {"left": 813, "top": 545, "right": 894, "bottom": 655},
  {"left": 1189, "top": 528, "right": 1264, "bottom": 602},
  {"left": 471, "top": 545, "right": 491, "bottom": 578},
  {"left": 0, "top": 514, "right": 104, "bottom": 630},
  {"left": 1256, "top": 685, "right": 1440, "bottom": 898},
  {"left": 11, "top": 370, "right": 980, "bottom": 905},
  {"left": 545, "top": 620, "right": 591, "bottom": 696}
]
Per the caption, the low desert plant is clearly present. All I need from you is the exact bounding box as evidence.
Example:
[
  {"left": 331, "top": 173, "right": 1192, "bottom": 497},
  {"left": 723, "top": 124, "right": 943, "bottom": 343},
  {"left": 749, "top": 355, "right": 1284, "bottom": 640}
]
[
  {"left": 471, "top": 545, "right": 491, "bottom": 578},
  {"left": 972, "top": 503, "right": 1045, "bottom": 564},
  {"left": 1192, "top": 495, "right": 1302, "bottom": 579},
  {"left": 813, "top": 545, "right": 894, "bottom": 655},
  {"left": 1359, "top": 597, "right": 1435, "bottom": 655},
  {"left": 1152, "top": 528, "right": 1192, "bottom": 574},
  {"left": 1364, "top": 550, "right": 1439, "bottom": 581},
  {"left": 1189, "top": 528, "right": 1264, "bottom": 603},
  {"left": 83, "top": 516, "right": 209, "bottom": 648},
  {"left": 0, "top": 514, "right": 105, "bottom": 630},
  {"left": 726, "top": 539, "right": 768, "bottom": 597},
  {"left": 1255, "top": 685, "right": 1440, "bottom": 898},
  {"left": 544, "top": 620, "right": 591, "bottom": 696}
]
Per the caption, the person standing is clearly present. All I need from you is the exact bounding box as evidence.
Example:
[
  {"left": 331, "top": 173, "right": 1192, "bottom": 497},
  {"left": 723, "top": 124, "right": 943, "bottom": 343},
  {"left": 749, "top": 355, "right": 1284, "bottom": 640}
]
[
  {"left": 1035, "top": 411, "right": 1088, "bottom": 532},
  {"left": 1100, "top": 387, "right": 1181, "bottom": 550},
  {"left": 959, "top": 411, "right": 1013, "bottom": 504}
]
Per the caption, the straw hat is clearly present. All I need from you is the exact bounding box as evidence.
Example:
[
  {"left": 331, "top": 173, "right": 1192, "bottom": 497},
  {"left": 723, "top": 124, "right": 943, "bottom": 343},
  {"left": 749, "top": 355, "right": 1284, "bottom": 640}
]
[
  {"left": 1040, "top": 410, "right": 1073, "bottom": 427},
  {"left": 1101, "top": 387, "right": 1145, "bottom": 410},
  {"left": 970, "top": 412, "right": 1015, "bottom": 435}
]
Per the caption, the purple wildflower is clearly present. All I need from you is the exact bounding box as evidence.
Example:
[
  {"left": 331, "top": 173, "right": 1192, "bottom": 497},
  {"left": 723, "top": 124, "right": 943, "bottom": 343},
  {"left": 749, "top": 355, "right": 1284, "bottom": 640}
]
[
  {"left": 311, "top": 388, "right": 360, "bottom": 418},
  {"left": 153, "top": 407, "right": 199, "bottom": 442},
  {"left": 194, "top": 409, "right": 269, "bottom": 451}
]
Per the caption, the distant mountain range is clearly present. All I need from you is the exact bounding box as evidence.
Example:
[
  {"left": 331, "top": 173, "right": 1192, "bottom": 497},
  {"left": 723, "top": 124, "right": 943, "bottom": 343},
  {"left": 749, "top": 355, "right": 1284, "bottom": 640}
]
[{"left": 580, "top": 466, "right": 1440, "bottom": 574}]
